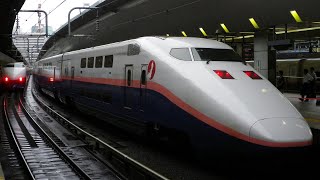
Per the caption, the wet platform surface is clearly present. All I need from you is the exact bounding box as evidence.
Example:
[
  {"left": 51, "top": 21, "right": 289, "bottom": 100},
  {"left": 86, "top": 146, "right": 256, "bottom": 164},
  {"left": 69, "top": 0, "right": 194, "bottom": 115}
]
[{"left": 284, "top": 93, "right": 320, "bottom": 129}]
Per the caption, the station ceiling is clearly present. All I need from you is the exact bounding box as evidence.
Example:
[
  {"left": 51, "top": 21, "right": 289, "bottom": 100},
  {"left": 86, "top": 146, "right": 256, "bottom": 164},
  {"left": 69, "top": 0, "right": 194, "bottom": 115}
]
[
  {"left": 40, "top": 0, "right": 320, "bottom": 59},
  {"left": 0, "top": 0, "right": 25, "bottom": 61},
  {"left": 1, "top": 0, "right": 319, "bottom": 60}
]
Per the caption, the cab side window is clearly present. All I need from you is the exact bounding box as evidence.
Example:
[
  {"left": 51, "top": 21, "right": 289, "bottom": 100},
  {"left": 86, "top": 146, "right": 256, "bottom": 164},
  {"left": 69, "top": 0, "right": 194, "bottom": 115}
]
[{"left": 170, "top": 48, "right": 192, "bottom": 61}]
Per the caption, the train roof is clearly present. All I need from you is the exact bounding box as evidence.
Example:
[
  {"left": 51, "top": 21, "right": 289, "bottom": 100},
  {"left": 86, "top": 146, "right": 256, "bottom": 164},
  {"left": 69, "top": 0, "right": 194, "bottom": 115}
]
[
  {"left": 137, "top": 36, "right": 233, "bottom": 49},
  {"left": 38, "top": 36, "right": 234, "bottom": 61}
]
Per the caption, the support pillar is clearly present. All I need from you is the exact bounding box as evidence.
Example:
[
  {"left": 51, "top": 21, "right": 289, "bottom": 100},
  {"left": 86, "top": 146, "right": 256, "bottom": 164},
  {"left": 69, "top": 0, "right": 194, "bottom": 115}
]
[
  {"left": 235, "top": 43, "right": 242, "bottom": 58},
  {"left": 254, "top": 31, "right": 276, "bottom": 85}
]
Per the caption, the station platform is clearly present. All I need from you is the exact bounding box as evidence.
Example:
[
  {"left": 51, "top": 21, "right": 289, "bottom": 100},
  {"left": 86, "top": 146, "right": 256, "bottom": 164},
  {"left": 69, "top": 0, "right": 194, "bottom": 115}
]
[{"left": 284, "top": 93, "right": 320, "bottom": 129}]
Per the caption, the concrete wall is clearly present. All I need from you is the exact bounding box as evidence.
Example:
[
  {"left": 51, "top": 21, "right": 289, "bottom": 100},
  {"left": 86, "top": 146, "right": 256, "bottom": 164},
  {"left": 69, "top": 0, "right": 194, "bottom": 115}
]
[{"left": 0, "top": 51, "right": 15, "bottom": 66}]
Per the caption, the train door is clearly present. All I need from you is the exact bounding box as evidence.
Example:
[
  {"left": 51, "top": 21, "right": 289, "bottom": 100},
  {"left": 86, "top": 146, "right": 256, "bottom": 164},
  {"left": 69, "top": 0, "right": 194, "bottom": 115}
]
[
  {"left": 124, "top": 65, "right": 133, "bottom": 108},
  {"left": 139, "top": 65, "right": 147, "bottom": 111},
  {"left": 62, "top": 60, "right": 71, "bottom": 88}
]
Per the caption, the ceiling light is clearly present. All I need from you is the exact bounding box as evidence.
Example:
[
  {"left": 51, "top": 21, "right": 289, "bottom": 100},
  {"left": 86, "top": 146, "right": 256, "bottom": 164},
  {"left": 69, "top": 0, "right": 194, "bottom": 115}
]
[
  {"left": 276, "top": 27, "right": 320, "bottom": 34},
  {"left": 226, "top": 26, "right": 320, "bottom": 41},
  {"left": 181, "top": 31, "right": 187, "bottom": 37},
  {"left": 220, "top": 24, "right": 230, "bottom": 33},
  {"left": 249, "top": 18, "right": 259, "bottom": 29},
  {"left": 199, "top": 28, "right": 208, "bottom": 36},
  {"left": 290, "top": 10, "right": 302, "bottom": 23}
]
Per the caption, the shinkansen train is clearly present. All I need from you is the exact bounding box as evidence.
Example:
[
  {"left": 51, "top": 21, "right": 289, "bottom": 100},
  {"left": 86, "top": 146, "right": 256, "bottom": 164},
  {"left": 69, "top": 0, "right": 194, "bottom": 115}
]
[
  {"left": 2, "top": 62, "right": 27, "bottom": 89},
  {"left": 33, "top": 37, "right": 313, "bottom": 153}
]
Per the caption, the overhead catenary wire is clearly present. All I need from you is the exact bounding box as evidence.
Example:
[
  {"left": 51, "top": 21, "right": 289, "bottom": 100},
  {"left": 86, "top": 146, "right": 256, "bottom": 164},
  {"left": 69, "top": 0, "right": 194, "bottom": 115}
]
[
  {"left": 19, "top": 0, "right": 48, "bottom": 27},
  {"left": 21, "top": 0, "right": 68, "bottom": 35}
]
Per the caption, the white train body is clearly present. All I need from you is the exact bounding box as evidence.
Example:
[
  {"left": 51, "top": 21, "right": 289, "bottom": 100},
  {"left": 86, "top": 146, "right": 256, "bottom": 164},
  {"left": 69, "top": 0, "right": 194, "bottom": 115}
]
[
  {"left": 3, "top": 62, "right": 27, "bottom": 89},
  {"left": 34, "top": 37, "right": 312, "bottom": 151}
]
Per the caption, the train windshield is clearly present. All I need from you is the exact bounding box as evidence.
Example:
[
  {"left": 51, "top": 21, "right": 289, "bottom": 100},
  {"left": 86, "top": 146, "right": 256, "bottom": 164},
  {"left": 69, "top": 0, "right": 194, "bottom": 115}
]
[
  {"left": 14, "top": 63, "right": 25, "bottom": 67},
  {"left": 191, "top": 48, "right": 242, "bottom": 62},
  {"left": 5, "top": 64, "right": 14, "bottom": 67},
  {"left": 4, "top": 63, "right": 25, "bottom": 67}
]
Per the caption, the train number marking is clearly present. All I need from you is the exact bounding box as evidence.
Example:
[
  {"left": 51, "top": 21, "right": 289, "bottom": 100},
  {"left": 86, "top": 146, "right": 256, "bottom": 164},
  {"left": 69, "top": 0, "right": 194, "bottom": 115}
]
[{"left": 147, "top": 60, "right": 156, "bottom": 80}]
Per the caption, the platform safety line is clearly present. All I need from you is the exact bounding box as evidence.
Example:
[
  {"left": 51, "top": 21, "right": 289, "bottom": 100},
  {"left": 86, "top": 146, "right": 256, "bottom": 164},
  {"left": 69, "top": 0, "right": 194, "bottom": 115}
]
[{"left": 0, "top": 177, "right": 4, "bottom": 180}]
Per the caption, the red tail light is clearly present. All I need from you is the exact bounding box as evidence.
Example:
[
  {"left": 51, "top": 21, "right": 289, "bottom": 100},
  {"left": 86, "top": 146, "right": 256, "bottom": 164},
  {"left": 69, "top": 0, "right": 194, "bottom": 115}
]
[
  {"left": 19, "top": 77, "right": 23, "bottom": 82},
  {"left": 244, "top": 71, "right": 262, "bottom": 79},
  {"left": 4, "top": 77, "right": 9, "bottom": 82},
  {"left": 214, "top": 70, "right": 234, "bottom": 79},
  {"left": 49, "top": 77, "right": 54, "bottom": 82}
]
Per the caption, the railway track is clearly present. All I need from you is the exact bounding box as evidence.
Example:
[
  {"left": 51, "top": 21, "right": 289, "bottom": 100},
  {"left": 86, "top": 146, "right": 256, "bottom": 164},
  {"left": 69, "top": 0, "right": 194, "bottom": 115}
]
[
  {"left": 2, "top": 92, "right": 93, "bottom": 179},
  {"left": 27, "top": 79, "right": 168, "bottom": 180},
  {"left": 0, "top": 75, "right": 168, "bottom": 179}
]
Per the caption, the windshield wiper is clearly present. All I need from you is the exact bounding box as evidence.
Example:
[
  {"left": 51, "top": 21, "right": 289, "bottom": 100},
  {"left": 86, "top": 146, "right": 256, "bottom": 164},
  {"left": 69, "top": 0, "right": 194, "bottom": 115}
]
[{"left": 205, "top": 59, "right": 214, "bottom": 64}]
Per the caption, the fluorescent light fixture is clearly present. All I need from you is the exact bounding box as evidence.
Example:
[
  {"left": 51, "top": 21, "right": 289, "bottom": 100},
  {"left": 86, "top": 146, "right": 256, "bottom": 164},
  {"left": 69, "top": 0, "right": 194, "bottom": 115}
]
[
  {"left": 228, "top": 35, "right": 254, "bottom": 40},
  {"left": 226, "top": 26, "right": 320, "bottom": 41},
  {"left": 276, "top": 26, "right": 320, "bottom": 34},
  {"left": 249, "top": 18, "right": 259, "bottom": 29},
  {"left": 181, "top": 31, "right": 187, "bottom": 37},
  {"left": 290, "top": 10, "right": 302, "bottom": 22},
  {"left": 220, "top": 24, "right": 230, "bottom": 33},
  {"left": 199, "top": 28, "right": 208, "bottom": 36},
  {"left": 240, "top": 32, "right": 255, "bottom": 34}
]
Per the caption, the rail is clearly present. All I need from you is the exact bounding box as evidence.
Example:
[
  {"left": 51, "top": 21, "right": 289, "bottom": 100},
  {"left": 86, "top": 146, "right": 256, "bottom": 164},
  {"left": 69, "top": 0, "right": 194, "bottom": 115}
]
[
  {"left": 4, "top": 92, "right": 92, "bottom": 179},
  {"left": 18, "top": 94, "right": 92, "bottom": 179},
  {"left": 2, "top": 96, "right": 35, "bottom": 180},
  {"left": 32, "top": 89, "right": 169, "bottom": 180}
]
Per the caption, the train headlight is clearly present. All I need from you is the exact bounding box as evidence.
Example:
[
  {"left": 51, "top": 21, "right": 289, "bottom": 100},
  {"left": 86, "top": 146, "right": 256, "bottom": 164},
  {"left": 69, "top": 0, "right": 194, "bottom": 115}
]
[
  {"left": 4, "top": 77, "right": 9, "bottom": 82},
  {"left": 213, "top": 70, "right": 234, "bottom": 79},
  {"left": 243, "top": 71, "right": 262, "bottom": 79},
  {"left": 19, "top": 77, "right": 23, "bottom": 82}
]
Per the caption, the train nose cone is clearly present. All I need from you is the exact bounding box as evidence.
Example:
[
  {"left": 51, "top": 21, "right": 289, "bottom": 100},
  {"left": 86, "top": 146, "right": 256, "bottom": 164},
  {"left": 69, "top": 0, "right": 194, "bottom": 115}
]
[{"left": 249, "top": 118, "right": 312, "bottom": 147}]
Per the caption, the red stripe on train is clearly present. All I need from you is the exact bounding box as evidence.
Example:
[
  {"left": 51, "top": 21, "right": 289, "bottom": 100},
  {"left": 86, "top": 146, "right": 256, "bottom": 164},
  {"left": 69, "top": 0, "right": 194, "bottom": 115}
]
[{"left": 47, "top": 75, "right": 312, "bottom": 147}]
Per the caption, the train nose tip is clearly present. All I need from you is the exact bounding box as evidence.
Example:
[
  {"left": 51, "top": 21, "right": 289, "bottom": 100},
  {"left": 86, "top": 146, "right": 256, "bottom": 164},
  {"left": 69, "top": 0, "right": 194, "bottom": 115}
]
[{"left": 249, "top": 118, "right": 313, "bottom": 147}]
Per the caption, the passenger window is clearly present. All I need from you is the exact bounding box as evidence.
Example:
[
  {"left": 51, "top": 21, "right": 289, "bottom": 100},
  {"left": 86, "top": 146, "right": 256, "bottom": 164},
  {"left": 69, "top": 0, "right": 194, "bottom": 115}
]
[
  {"left": 141, "top": 70, "right": 146, "bottom": 85},
  {"left": 104, "top": 55, "right": 113, "bottom": 68},
  {"left": 95, "top": 56, "right": 103, "bottom": 68},
  {"left": 88, "top": 57, "right": 94, "bottom": 68},
  {"left": 170, "top": 48, "right": 192, "bottom": 61},
  {"left": 81, "top": 58, "right": 86, "bottom": 68}
]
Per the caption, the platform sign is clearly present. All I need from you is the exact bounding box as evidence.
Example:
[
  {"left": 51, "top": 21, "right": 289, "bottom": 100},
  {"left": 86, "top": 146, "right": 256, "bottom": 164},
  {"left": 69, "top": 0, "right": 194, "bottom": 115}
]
[{"left": 242, "top": 44, "right": 254, "bottom": 61}]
